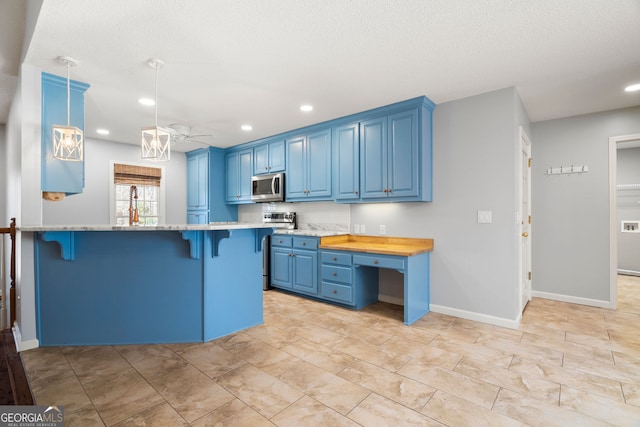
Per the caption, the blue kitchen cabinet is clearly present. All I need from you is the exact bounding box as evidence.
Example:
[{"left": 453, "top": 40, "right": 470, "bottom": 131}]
[
  {"left": 254, "top": 139, "right": 285, "bottom": 175},
  {"left": 41, "top": 72, "right": 90, "bottom": 195},
  {"left": 187, "top": 150, "right": 209, "bottom": 210},
  {"left": 226, "top": 148, "right": 253, "bottom": 203},
  {"left": 286, "top": 129, "right": 331, "bottom": 201},
  {"left": 270, "top": 235, "right": 318, "bottom": 296},
  {"left": 360, "top": 108, "right": 420, "bottom": 200},
  {"left": 333, "top": 123, "right": 360, "bottom": 201},
  {"left": 187, "top": 148, "right": 237, "bottom": 223}
]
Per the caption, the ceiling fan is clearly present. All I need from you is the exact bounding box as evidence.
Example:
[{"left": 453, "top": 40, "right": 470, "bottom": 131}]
[{"left": 167, "top": 124, "right": 214, "bottom": 146}]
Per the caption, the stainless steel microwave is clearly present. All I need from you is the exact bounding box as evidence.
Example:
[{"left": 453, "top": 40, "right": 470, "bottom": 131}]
[{"left": 251, "top": 172, "right": 284, "bottom": 202}]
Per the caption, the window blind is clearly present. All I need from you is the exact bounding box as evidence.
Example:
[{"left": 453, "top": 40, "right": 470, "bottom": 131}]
[{"left": 114, "top": 164, "right": 162, "bottom": 186}]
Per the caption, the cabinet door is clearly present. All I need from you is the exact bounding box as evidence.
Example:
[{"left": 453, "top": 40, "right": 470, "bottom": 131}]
[
  {"left": 253, "top": 144, "right": 269, "bottom": 175},
  {"left": 286, "top": 136, "right": 307, "bottom": 198},
  {"left": 187, "top": 152, "right": 208, "bottom": 209},
  {"left": 387, "top": 109, "right": 419, "bottom": 198},
  {"left": 360, "top": 117, "right": 388, "bottom": 199},
  {"left": 268, "top": 139, "right": 285, "bottom": 173},
  {"left": 237, "top": 149, "right": 253, "bottom": 201},
  {"left": 225, "top": 151, "right": 239, "bottom": 202},
  {"left": 333, "top": 123, "right": 360, "bottom": 200},
  {"left": 292, "top": 249, "right": 318, "bottom": 295},
  {"left": 271, "top": 247, "right": 292, "bottom": 289},
  {"left": 306, "top": 129, "right": 332, "bottom": 198}
]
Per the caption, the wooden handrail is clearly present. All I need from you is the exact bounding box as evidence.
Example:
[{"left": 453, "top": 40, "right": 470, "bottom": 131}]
[{"left": 0, "top": 218, "right": 16, "bottom": 328}]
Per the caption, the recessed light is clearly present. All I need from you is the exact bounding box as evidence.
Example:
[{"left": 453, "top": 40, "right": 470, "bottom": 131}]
[
  {"left": 300, "top": 105, "right": 313, "bottom": 112},
  {"left": 96, "top": 129, "right": 110, "bottom": 135},
  {"left": 624, "top": 83, "right": 640, "bottom": 92},
  {"left": 241, "top": 125, "right": 253, "bottom": 131},
  {"left": 138, "top": 97, "right": 155, "bottom": 106}
]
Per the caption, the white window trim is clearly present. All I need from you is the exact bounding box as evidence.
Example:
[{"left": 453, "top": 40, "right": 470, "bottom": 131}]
[{"left": 109, "top": 160, "right": 167, "bottom": 225}]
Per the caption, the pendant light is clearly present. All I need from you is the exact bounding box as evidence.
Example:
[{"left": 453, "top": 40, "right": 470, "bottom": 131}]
[
  {"left": 141, "top": 58, "right": 170, "bottom": 161},
  {"left": 52, "top": 56, "right": 83, "bottom": 161}
]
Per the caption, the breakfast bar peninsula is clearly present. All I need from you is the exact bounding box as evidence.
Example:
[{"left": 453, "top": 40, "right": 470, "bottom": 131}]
[{"left": 20, "top": 224, "right": 274, "bottom": 346}]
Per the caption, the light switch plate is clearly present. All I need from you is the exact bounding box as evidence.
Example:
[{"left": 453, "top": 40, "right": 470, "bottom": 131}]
[{"left": 478, "top": 210, "right": 492, "bottom": 224}]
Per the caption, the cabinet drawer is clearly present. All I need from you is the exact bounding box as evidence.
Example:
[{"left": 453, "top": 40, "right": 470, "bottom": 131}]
[
  {"left": 321, "top": 282, "right": 353, "bottom": 304},
  {"left": 353, "top": 254, "right": 405, "bottom": 270},
  {"left": 321, "top": 251, "right": 351, "bottom": 266},
  {"left": 272, "top": 235, "right": 293, "bottom": 247},
  {"left": 293, "top": 237, "right": 318, "bottom": 250},
  {"left": 321, "top": 265, "right": 352, "bottom": 284}
]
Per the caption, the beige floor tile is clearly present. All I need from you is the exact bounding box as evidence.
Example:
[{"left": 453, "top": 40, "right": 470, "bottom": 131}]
[
  {"left": 454, "top": 356, "right": 561, "bottom": 404},
  {"left": 398, "top": 360, "right": 500, "bottom": 409},
  {"left": 219, "top": 333, "right": 303, "bottom": 377},
  {"left": 65, "top": 406, "right": 106, "bottom": 427},
  {"left": 422, "top": 390, "right": 525, "bottom": 427},
  {"left": 281, "top": 337, "right": 355, "bottom": 374},
  {"left": 338, "top": 359, "right": 435, "bottom": 411},
  {"left": 179, "top": 342, "right": 247, "bottom": 379},
  {"left": 112, "top": 402, "right": 187, "bottom": 427},
  {"left": 520, "top": 331, "right": 614, "bottom": 364},
  {"left": 21, "top": 347, "right": 70, "bottom": 382},
  {"left": 475, "top": 334, "right": 564, "bottom": 366},
  {"left": 217, "top": 364, "right": 303, "bottom": 419},
  {"left": 291, "top": 323, "right": 345, "bottom": 347},
  {"left": 148, "top": 365, "right": 234, "bottom": 423},
  {"left": 622, "top": 381, "right": 640, "bottom": 407},
  {"left": 563, "top": 351, "right": 640, "bottom": 383},
  {"left": 271, "top": 395, "right": 360, "bottom": 427},
  {"left": 82, "top": 370, "right": 164, "bottom": 426},
  {"left": 63, "top": 346, "right": 132, "bottom": 384},
  {"left": 114, "top": 344, "right": 188, "bottom": 381},
  {"left": 509, "top": 355, "right": 625, "bottom": 403},
  {"left": 331, "top": 335, "right": 411, "bottom": 372},
  {"left": 31, "top": 368, "right": 94, "bottom": 413},
  {"left": 190, "top": 399, "right": 273, "bottom": 427},
  {"left": 402, "top": 342, "right": 463, "bottom": 370},
  {"left": 243, "top": 323, "right": 298, "bottom": 348},
  {"left": 348, "top": 392, "right": 442, "bottom": 426},
  {"left": 277, "top": 359, "right": 370, "bottom": 415},
  {"left": 560, "top": 385, "right": 640, "bottom": 426},
  {"left": 429, "top": 335, "right": 514, "bottom": 369}
]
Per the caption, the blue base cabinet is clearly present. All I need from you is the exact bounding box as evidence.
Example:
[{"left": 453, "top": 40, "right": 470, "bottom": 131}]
[
  {"left": 270, "top": 235, "right": 318, "bottom": 295},
  {"left": 187, "top": 148, "right": 238, "bottom": 223},
  {"left": 320, "top": 251, "right": 378, "bottom": 309}
]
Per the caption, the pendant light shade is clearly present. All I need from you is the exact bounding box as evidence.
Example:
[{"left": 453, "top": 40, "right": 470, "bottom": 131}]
[
  {"left": 52, "top": 56, "right": 83, "bottom": 161},
  {"left": 141, "top": 58, "right": 170, "bottom": 161}
]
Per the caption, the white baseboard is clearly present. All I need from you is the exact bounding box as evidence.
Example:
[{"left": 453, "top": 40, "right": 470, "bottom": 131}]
[
  {"left": 531, "top": 291, "right": 612, "bottom": 309},
  {"left": 378, "top": 294, "right": 404, "bottom": 306},
  {"left": 429, "top": 304, "right": 521, "bottom": 330},
  {"left": 12, "top": 323, "right": 40, "bottom": 352}
]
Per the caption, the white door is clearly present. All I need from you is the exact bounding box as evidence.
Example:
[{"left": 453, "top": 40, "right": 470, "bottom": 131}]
[{"left": 520, "top": 128, "right": 532, "bottom": 312}]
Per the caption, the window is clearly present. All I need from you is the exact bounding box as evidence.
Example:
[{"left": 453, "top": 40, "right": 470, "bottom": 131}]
[{"left": 111, "top": 163, "right": 164, "bottom": 226}]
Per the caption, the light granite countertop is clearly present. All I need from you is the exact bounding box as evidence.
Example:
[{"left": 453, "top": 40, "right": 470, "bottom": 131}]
[
  {"left": 272, "top": 229, "right": 348, "bottom": 237},
  {"left": 18, "top": 222, "right": 276, "bottom": 232}
]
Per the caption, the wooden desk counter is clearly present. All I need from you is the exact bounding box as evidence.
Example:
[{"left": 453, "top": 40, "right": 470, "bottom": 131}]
[{"left": 319, "top": 235, "right": 434, "bottom": 256}]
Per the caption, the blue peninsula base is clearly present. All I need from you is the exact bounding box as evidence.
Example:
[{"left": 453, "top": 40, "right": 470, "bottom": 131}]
[{"left": 33, "top": 228, "right": 270, "bottom": 346}]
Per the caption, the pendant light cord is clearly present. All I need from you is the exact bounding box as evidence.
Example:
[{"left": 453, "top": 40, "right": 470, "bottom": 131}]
[
  {"left": 66, "top": 62, "right": 71, "bottom": 126},
  {"left": 154, "top": 64, "right": 159, "bottom": 127}
]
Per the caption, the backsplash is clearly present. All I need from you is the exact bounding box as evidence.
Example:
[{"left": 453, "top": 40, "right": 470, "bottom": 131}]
[{"left": 238, "top": 201, "right": 350, "bottom": 232}]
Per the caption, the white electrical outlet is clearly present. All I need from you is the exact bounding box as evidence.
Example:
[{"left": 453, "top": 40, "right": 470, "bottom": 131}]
[
  {"left": 361, "top": 224, "right": 366, "bottom": 234},
  {"left": 354, "top": 224, "right": 360, "bottom": 234},
  {"left": 477, "top": 210, "right": 492, "bottom": 224},
  {"left": 379, "top": 225, "right": 386, "bottom": 235}
]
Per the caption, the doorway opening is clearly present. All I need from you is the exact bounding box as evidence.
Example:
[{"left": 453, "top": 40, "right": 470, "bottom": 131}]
[{"left": 608, "top": 133, "right": 640, "bottom": 309}]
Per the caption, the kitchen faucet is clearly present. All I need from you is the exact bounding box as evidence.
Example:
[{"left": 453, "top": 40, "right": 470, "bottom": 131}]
[{"left": 129, "top": 185, "right": 139, "bottom": 225}]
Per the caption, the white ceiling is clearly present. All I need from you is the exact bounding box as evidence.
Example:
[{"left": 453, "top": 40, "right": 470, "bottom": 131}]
[{"left": 1, "top": 0, "right": 640, "bottom": 151}]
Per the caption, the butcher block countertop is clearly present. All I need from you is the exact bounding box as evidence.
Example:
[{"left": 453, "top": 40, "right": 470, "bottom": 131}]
[{"left": 319, "top": 235, "right": 434, "bottom": 256}]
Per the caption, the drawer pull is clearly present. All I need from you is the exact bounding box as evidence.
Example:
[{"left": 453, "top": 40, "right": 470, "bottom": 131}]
[
  {"left": 332, "top": 257, "right": 337, "bottom": 261},
  {"left": 374, "top": 260, "right": 379, "bottom": 264},
  {"left": 332, "top": 272, "right": 337, "bottom": 276},
  {"left": 279, "top": 240, "right": 283, "bottom": 243},
  {"left": 333, "top": 290, "right": 337, "bottom": 294},
  {"left": 302, "top": 242, "right": 306, "bottom": 245}
]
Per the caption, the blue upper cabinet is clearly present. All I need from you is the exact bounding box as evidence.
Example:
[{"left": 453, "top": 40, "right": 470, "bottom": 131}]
[
  {"left": 286, "top": 128, "right": 331, "bottom": 201},
  {"left": 333, "top": 123, "right": 360, "bottom": 200},
  {"left": 253, "top": 139, "right": 285, "bottom": 175},
  {"left": 361, "top": 109, "right": 420, "bottom": 200},
  {"left": 41, "top": 72, "right": 90, "bottom": 195},
  {"left": 226, "top": 148, "right": 253, "bottom": 203},
  {"left": 187, "top": 148, "right": 238, "bottom": 223}
]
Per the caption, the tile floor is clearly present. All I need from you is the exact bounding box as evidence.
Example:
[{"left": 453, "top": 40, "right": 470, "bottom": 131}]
[{"left": 22, "top": 275, "right": 640, "bottom": 426}]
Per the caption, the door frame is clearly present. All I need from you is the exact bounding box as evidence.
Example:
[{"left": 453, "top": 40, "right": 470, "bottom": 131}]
[
  {"left": 518, "top": 127, "right": 532, "bottom": 313},
  {"left": 608, "top": 133, "right": 640, "bottom": 309}
]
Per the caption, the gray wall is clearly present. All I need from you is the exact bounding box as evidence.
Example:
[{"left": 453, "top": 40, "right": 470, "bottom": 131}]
[
  {"left": 532, "top": 106, "right": 640, "bottom": 302},
  {"left": 351, "top": 87, "right": 529, "bottom": 324},
  {"left": 43, "top": 138, "right": 187, "bottom": 225},
  {"left": 617, "top": 146, "right": 640, "bottom": 274}
]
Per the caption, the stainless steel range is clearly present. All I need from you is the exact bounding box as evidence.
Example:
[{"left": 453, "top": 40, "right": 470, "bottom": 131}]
[{"left": 262, "top": 212, "right": 296, "bottom": 290}]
